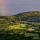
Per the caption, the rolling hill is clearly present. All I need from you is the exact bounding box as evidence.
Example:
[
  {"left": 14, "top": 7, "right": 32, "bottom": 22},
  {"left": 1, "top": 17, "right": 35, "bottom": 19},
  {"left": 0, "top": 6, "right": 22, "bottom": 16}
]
[
  {"left": 0, "top": 11, "right": 40, "bottom": 40},
  {"left": 0, "top": 11, "right": 40, "bottom": 31}
]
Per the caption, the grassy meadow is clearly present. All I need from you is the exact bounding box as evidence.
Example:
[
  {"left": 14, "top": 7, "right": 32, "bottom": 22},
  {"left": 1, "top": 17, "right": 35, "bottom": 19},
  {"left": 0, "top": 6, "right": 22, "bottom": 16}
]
[{"left": 0, "top": 11, "right": 40, "bottom": 40}]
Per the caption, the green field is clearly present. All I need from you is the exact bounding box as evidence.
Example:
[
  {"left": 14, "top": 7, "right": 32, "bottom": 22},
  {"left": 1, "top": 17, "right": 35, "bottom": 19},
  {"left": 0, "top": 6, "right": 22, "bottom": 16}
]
[{"left": 0, "top": 11, "right": 40, "bottom": 40}]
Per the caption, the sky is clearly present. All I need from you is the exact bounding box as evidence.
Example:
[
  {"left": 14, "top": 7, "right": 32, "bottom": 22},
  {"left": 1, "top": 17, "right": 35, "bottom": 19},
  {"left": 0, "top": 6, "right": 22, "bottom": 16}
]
[
  {"left": 0, "top": 0, "right": 40, "bottom": 16},
  {"left": 0, "top": 0, "right": 9, "bottom": 16}
]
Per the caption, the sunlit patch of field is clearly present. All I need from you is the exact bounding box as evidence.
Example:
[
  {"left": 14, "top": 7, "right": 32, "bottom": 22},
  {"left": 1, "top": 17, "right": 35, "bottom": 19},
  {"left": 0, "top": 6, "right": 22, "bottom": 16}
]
[{"left": 8, "top": 24, "right": 27, "bottom": 30}]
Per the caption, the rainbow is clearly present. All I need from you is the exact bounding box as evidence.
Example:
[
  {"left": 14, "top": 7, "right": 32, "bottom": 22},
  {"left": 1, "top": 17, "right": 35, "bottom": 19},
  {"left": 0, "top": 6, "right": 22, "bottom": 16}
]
[{"left": 0, "top": 0, "right": 9, "bottom": 16}]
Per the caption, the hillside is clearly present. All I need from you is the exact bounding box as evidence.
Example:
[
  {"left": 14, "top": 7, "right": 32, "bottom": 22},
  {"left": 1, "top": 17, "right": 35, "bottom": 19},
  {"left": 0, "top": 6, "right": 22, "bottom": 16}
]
[
  {"left": 0, "top": 11, "right": 40, "bottom": 30},
  {"left": 13, "top": 11, "right": 40, "bottom": 22},
  {"left": 0, "top": 11, "right": 40, "bottom": 40},
  {"left": 0, "top": 11, "right": 40, "bottom": 22}
]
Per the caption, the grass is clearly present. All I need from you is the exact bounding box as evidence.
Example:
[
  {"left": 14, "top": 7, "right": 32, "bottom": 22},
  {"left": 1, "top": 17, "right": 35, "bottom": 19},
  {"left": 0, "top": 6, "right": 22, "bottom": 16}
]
[{"left": 0, "top": 12, "right": 40, "bottom": 40}]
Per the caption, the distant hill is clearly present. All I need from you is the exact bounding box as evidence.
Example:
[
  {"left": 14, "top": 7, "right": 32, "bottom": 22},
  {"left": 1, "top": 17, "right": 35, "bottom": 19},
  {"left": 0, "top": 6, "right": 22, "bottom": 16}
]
[
  {"left": 0, "top": 11, "right": 40, "bottom": 23},
  {"left": 12, "top": 11, "right": 40, "bottom": 22},
  {"left": 15, "top": 11, "right": 40, "bottom": 16},
  {"left": 0, "top": 11, "right": 40, "bottom": 33}
]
